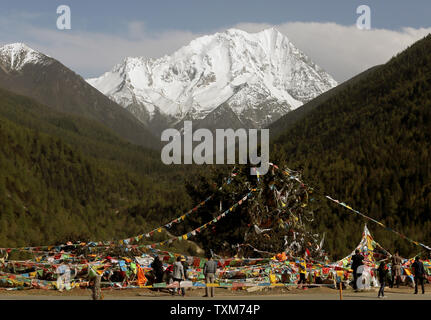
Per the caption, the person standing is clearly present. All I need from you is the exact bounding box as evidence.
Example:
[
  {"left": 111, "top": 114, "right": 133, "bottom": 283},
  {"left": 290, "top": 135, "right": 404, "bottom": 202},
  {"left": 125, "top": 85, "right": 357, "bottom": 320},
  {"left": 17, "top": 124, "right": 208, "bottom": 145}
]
[
  {"left": 377, "top": 260, "right": 389, "bottom": 298},
  {"left": 56, "top": 261, "right": 70, "bottom": 292},
  {"left": 350, "top": 249, "right": 364, "bottom": 291},
  {"left": 165, "top": 263, "right": 174, "bottom": 294},
  {"left": 181, "top": 256, "right": 189, "bottom": 280},
  {"left": 89, "top": 273, "right": 102, "bottom": 300},
  {"left": 297, "top": 253, "right": 307, "bottom": 289},
  {"left": 203, "top": 255, "right": 218, "bottom": 297},
  {"left": 390, "top": 251, "right": 402, "bottom": 288},
  {"left": 151, "top": 255, "right": 164, "bottom": 284},
  {"left": 412, "top": 256, "right": 425, "bottom": 294},
  {"left": 181, "top": 256, "right": 189, "bottom": 295},
  {"left": 173, "top": 256, "right": 186, "bottom": 296}
]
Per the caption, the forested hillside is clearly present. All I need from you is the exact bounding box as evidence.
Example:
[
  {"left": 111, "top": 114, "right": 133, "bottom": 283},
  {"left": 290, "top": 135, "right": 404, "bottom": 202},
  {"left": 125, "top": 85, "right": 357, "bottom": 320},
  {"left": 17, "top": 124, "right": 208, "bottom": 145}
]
[
  {"left": 268, "top": 65, "right": 380, "bottom": 139},
  {"left": 0, "top": 88, "right": 196, "bottom": 248},
  {"left": 271, "top": 34, "right": 431, "bottom": 258},
  {"left": 0, "top": 88, "right": 168, "bottom": 177}
]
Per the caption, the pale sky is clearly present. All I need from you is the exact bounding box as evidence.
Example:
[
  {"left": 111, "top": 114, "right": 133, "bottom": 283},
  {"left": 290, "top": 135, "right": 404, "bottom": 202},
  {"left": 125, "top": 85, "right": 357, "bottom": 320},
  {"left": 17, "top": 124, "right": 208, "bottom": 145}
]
[{"left": 1, "top": 0, "right": 430, "bottom": 82}]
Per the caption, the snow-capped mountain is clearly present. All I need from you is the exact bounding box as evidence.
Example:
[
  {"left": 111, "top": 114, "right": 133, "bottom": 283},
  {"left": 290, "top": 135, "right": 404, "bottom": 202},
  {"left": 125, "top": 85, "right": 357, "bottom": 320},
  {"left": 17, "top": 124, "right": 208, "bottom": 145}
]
[
  {"left": 88, "top": 28, "right": 337, "bottom": 133},
  {"left": 0, "top": 43, "right": 52, "bottom": 72},
  {"left": 0, "top": 42, "right": 159, "bottom": 149}
]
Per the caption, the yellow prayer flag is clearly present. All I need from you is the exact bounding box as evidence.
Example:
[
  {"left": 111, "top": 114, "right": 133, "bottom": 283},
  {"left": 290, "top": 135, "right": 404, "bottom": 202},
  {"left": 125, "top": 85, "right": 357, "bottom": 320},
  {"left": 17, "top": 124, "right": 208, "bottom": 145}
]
[{"left": 206, "top": 283, "right": 219, "bottom": 287}]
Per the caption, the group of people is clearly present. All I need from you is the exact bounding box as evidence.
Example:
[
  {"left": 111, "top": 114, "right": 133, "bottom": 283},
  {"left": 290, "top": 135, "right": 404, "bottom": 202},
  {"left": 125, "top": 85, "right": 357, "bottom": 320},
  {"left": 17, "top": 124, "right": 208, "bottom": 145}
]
[
  {"left": 350, "top": 249, "right": 427, "bottom": 298},
  {"left": 150, "top": 254, "right": 218, "bottom": 297},
  {"left": 86, "top": 250, "right": 427, "bottom": 299}
]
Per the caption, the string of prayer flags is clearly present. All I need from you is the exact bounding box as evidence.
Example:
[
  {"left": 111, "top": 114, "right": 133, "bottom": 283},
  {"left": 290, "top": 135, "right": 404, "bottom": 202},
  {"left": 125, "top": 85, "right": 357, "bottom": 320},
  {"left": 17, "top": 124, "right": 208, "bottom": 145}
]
[
  {"left": 267, "top": 162, "right": 431, "bottom": 252},
  {"left": 142, "top": 189, "right": 256, "bottom": 248},
  {"left": 325, "top": 195, "right": 431, "bottom": 251}
]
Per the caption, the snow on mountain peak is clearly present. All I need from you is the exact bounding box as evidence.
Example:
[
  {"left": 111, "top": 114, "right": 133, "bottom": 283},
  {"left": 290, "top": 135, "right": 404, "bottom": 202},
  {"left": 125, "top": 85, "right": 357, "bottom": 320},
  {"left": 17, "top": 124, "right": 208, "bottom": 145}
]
[
  {"left": 87, "top": 28, "right": 337, "bottom": 131},
  {"left": 0, "top": 43, "right": 50, "bottom": 71}
]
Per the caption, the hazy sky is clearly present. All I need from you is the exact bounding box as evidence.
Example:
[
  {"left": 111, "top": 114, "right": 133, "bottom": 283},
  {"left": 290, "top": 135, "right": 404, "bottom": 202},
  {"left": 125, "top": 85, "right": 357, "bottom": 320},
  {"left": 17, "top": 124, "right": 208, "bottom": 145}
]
[{"left": 1, "top": 0, "right": 431, "bottom": 81}]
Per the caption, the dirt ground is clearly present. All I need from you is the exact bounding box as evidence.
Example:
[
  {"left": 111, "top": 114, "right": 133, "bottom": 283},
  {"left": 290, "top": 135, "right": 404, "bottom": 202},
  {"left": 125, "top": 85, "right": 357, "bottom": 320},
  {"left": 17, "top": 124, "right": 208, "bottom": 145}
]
[{"left": 0, "top": 284, "right": 429, "bottom": 300}]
